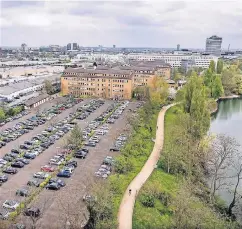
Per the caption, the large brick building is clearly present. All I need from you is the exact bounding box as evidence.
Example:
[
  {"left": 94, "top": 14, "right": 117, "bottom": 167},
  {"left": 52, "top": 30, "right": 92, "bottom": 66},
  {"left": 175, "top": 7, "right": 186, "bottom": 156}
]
[{"left": 61, "top": 61, "right": 171, "bottom": 100}]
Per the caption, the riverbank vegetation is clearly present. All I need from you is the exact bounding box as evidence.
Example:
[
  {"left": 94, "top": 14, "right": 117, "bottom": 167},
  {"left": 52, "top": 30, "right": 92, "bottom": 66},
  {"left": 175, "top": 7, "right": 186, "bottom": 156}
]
[
  {"left": 84, "top": 77, "right": 169, "bottom": 229},
  {"left": 133, "top": 75, "right": 240, "bottom": 228},
  {"left": 84, "top": 66, "right": 241, "bottom": 228}
]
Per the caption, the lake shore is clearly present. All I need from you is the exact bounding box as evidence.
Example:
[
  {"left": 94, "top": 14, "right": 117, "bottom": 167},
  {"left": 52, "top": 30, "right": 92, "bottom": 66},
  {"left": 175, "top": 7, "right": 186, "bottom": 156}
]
[{"left": 211, "top": 95, "right": 241, "bottom": 114}]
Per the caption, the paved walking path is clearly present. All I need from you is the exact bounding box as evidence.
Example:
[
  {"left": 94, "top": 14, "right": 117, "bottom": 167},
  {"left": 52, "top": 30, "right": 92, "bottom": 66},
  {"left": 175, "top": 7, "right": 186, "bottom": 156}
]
[{"left": 118, "top": 104, "right": 173, "bottom": 229}]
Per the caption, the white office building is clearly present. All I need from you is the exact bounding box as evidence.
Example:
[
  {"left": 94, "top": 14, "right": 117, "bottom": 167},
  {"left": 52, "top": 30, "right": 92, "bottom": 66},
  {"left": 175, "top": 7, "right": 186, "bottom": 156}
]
[
  {"left": 126, "top": 53, "right": 218, "bottom": 68},
  {"left": 206, "top": 35, "right": 222, "bottom": 55}
]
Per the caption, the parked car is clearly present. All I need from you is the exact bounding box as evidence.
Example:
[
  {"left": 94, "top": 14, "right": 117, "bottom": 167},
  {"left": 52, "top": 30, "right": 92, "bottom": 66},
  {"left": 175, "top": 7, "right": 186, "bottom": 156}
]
[
  {"left": 46, "top": 182, "right": 60, "bottom": 190},
  {"left": 24, "top": 207, "right": 40, "bottom": 217},
  {"left": 15, "top": 158, "right": 30, "bottom": 164},
  {"left": 0, "top": 208, "right": 10, "bottom": 220},
  {"left": 73, "top": 151, "right": 87, "bottom": 159},
  {"left": 65, "top": 160, "right": 77, "bottom": 168},
  {"left": 84, "top": 141, "right": 96, "bottom": 147},
  {"left": 11, "top": 161, "right": 24, "bottom": 168},
  {"left": 48, "top": 178, "right": 66, "bottom": 187},
  {"left": 33, "top": 172, "right": 50, "bottom": 179},
  {"left": 11, "top": 149, "right": 21, "bottom": 154},
  {"left": 41, "top": 165, "right": 55, "bottom": 172},
  {"left": 2, "top": 200, "right": 20, "bottom": 210},
  {"left": 57, "top": 170, "right": 71, "bottom": 178},
  {"left": 27, "top": 179, "right": 41, "bottom": 187},
  {"left": 23, "top": 153, "right": 36, "bottom": 159},
  {"left": 3, "top": 167, "right": 18, "bottom": 174},
  {"left": 0, "top": 174, "right": 8, "bottom": 182},
  {"left": 16, "top": 188, "right": 29, "bottom": 197}
]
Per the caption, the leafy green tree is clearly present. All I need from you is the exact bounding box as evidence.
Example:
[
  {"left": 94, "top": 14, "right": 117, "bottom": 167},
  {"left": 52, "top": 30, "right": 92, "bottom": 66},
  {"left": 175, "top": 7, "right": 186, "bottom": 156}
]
[
  {"left": 204, "top": 69, "right": 224, "bottom": 98},
  {"left": 212, "top": 75, "right": 224, "bottom": 99},
  {"left": 221, "top": 69, "right": 236, "bottom": 95},
  {"left": 67, "top": 124, "right": 83, "bottom": 149},
  {"left": 44, "top": 79, "right": 54, "bottom": 95},
  {"left": 209, "top": 60, "right": 216, "bottom": 73},
  {"left": 0, "top": 108, "right": 5, "bottom": 121},
  {"left": 190, "top": 85, "right": 210, "bottom": 140},
  {"left": 217, "top": 59, "right": 224, "bottom": 74},
  {"left": 238, "top": 62, "right": 242, "bottom": 71},
  {"left": 235, "top": 75, "right": 242, "bottom": 94},
  {"left": 183, "top": 75, "right": 200, "bottom": 113},
  {"left": 182, "top": 75, "right": 210, "bottom": 140},
  {"left": 5, "top": 108, "right": 15, "bottom": 116}
]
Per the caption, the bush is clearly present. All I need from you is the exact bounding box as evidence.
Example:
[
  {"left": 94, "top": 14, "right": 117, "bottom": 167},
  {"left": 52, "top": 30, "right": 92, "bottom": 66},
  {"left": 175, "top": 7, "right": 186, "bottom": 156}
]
[{"left": 140, "top": 194, "right": 155, "bottom": 208}]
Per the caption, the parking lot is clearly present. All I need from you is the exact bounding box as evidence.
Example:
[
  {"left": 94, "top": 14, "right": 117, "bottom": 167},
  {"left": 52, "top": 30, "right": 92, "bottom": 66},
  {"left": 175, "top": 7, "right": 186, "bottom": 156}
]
[
  {"left": 0, "top": 96, "right": 68, "bottom": 133},
  {"left": 0, "top": 98, "right": 138, "bottom": 228},
  {"left": 19, "top": 101, "right": 137, "bottom": 229}
]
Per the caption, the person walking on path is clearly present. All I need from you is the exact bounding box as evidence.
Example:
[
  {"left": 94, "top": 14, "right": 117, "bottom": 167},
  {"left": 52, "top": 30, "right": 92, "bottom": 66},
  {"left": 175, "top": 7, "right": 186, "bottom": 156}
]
[{"left": 129, "top": 189, "right": 132, "bottom": 195}]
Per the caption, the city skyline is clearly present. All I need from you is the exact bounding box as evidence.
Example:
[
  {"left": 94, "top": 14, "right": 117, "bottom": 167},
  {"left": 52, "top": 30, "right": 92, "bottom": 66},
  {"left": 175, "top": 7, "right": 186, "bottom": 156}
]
[{"left": 1, "top": 1, "right": 242, "bottom": 49}]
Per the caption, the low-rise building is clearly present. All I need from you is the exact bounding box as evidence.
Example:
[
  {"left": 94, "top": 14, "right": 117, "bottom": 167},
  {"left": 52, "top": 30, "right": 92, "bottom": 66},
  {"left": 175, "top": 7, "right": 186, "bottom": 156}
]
[
  {"left": 24, "top": 94, "right": 49, "bottom": 109},
  {"left": 61, "top": 61, "right": 171, "bottom": 100},
  {"left": 62, "top": 68, "right": 133, "bottom": 100}
]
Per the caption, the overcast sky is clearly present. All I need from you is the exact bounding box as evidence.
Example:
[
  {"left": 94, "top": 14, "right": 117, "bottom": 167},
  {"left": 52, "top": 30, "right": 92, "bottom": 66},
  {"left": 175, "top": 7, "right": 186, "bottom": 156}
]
[{"left": 0, "top": 0, "right": 242, "bottom": 49}]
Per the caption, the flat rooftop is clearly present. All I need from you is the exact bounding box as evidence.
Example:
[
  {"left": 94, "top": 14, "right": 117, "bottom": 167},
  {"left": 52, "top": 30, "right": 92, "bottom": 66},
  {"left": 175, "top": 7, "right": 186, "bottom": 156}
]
[{"left": 0, "top": 75, "right": 60, "bottom": 95}]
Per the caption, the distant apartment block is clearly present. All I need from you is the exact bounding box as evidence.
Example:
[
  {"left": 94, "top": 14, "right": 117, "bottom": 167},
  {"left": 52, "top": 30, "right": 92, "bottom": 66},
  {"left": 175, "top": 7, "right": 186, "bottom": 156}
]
[
  {"left": 206, "top": 35, "right": 222, "bottom": 55},
  {"left": 127, "top": 53, "right": 218, "bottom": 68},
  {"left": 61, "top": 61, "right": 171, "bottom": 100},
  {"left": 67, "top": 43, "right": 79, "bottom": 51},
  {"left": 180, "top": 59, "right": 196, "bottom": 73}
]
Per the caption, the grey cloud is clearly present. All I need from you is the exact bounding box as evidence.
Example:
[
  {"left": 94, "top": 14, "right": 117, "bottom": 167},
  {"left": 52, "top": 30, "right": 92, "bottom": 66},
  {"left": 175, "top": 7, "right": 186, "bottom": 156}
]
[
  {"left": 1, "top": 1, "right": 43, "bottom": 8},
  {"left": 165, "top": 1, "right": 187, "bottom": 13}
]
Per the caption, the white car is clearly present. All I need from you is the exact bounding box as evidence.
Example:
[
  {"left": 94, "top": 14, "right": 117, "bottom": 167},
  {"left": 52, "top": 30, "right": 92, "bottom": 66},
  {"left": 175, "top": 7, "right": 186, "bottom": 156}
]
[
  {"left": 2, "top": 200, "right": 20, "bottom": 210},
  {"left": 33, "top": 172, "right": 50, "bottom": 179},
  {"left": 0, "top": 159, "right": 8, "bottom": 165},
  {"left": 32, "top": 151, "right": 40, "bottom": 156},
  {"left": 49, "top": 159, "right": 62, "bottom": 165}
]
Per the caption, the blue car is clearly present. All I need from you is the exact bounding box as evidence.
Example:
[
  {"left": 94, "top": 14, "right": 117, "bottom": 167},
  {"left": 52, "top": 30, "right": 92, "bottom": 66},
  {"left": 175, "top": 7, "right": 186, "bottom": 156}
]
[
  {"left": 57, "top": 170, "right": 71, "bottom": 178},
  {"left": 23, "top": 153, "right": 36, "bottom": 159}
]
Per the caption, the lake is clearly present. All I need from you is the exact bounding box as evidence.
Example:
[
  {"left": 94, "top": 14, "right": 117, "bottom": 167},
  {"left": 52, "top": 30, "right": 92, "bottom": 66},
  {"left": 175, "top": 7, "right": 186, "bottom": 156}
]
[{"left": 210, "top": 98, "right": 242, "bottom": 204}]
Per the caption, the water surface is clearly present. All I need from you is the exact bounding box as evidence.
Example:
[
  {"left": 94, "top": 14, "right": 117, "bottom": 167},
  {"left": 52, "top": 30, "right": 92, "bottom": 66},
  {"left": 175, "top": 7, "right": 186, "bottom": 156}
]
[{"left": 210, "top": 98, "right": 242, "bottom": 203}]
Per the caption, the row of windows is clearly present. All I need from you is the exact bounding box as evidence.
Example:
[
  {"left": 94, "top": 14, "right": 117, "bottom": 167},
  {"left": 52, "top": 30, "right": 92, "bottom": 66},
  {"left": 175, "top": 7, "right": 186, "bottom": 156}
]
[
  {"left": 68, "top": 83, "right": 126, "bottom": 88},
  {"left": 64, "top": 72, "right": 130, "bottom": 78},
  {"left": 63, "top": 77, "right": 130, "bottom": 83}
]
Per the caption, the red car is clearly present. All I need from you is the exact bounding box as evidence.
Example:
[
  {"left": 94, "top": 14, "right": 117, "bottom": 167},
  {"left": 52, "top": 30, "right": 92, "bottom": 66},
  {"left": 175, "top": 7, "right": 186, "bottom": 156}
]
[{"left": 41, "top": 165, "right": 55, "bottom": 172}]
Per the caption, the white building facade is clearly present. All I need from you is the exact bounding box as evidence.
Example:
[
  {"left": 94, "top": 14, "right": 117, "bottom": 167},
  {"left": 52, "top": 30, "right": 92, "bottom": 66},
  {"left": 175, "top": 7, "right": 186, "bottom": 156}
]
[{"left": 126, "top": 53, "right": 218, "bottom": 68}]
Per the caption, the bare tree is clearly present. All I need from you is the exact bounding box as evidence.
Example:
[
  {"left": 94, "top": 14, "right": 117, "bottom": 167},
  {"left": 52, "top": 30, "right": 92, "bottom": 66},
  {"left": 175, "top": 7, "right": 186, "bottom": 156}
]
[
  {"left": 228, "top": 158, "right": 242, "bottom": 218},
  {"left": 207, "top": 134, "right": 239, "bottom": 201},
  {"left": 24, "top": 195, "right": 53, "bottom": 229}
]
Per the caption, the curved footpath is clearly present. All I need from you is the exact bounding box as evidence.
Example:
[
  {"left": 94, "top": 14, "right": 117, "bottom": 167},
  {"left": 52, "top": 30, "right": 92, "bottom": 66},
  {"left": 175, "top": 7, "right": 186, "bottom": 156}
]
[{"left": 118, "top": 104, "right": 173, "bottom": 229}]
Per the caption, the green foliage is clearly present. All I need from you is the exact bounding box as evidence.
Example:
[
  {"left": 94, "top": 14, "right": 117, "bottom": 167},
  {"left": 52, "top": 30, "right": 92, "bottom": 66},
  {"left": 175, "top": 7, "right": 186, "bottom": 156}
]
[
  {"left": 0, "top": 108, "right": 5, "bottom": 121},
  {"left": 217, "top": 59, "right": 224, "bottom": 74},
  {"left": 114, "top": 155, "right": 134, "bottom": 174},
  {"left": 221, "top": 69, "right": 236, "bottom": 95},
  {"left": 44, "top": 79, "right": 54, "bottom": 94},
  {"left": 140, "top": 194, "right": 155, "bottom": 207},
  {"left": 67, "top": 124, "right": 83, "bottom": 148},
  {"left": 203, "top": 69, "right": 224, "bottom": 98},
  {"left": 209, "top": 60, "right": 216, "bottom": 73},
  {"left": 133, "top": 107, "right": 239, "bottom": 229},
  {"left": 234, "top": 74, "right": 242, "bottom": 94},
  {"left": 212, "top": 75, "right": 224, "bottom": 99},
  {"left": 86, "top": 100, "right": 159, "bottom": 228}
]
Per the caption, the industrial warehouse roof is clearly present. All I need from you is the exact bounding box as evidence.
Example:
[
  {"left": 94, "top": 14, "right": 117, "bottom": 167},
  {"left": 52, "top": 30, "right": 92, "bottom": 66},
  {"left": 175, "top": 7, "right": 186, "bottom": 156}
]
[
  {"left": 0, "top": 75, "right": 60, "bottom": 96},
  {"left": 24, "top": 94, "right": 49, "bottom": 106}
]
